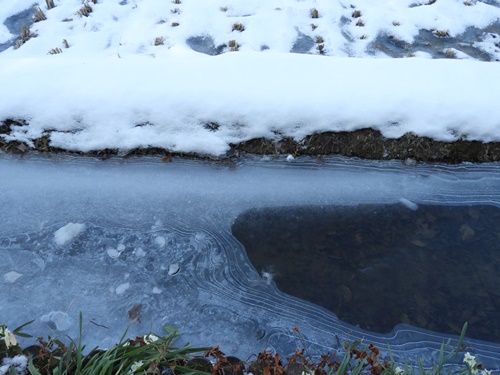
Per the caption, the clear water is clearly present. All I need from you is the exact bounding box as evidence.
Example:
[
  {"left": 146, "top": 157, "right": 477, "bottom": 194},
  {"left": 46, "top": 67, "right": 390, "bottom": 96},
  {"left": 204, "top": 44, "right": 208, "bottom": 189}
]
[{"left": 232, "top": 204, "right": 500, "bottom": 343}]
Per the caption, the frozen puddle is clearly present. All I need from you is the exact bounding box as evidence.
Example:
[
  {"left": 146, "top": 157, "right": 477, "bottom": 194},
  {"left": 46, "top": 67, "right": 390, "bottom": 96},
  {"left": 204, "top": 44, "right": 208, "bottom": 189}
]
[{"left": 1, "top": 153, "right": 500, "bottom": 368}]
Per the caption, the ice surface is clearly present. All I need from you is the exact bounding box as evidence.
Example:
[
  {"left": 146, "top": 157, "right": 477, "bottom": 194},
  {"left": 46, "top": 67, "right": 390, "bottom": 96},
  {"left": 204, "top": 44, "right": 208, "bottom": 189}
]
[
  {"left": 1, "top": 153, "right": 500, "bottom": 368},
  {"left": 54, "top": 223, "right": 86, "bottom": 245}
]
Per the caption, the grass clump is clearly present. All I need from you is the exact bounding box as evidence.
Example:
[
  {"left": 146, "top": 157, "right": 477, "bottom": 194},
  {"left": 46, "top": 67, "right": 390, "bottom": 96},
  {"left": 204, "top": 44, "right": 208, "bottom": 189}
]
[
  {"left": 14, "top": 25, "right": 37, "bottom": 49},
  {"left": 33, "top": 7, "right": 47, "bottom": 22},
  {"left": 77, "top": 2, "right": 92, "bottom": 17},
  {"left": 232, "top": 23, "right": 245, "bottom": 32},
  {"left": 45, "top": 0, "right": 55, "bottom": 9},
  {"left": 310, "top": 8, "right": 319, "bottom": 18},
  {"left": 0, "top": 320, "right": 492, "bottom": 375},
  {"left": 228, "top": 40, "right": 239, "bottom": 51},
  {"left": 154, "top": 36, "right": 164, "bottom": 46},
  {"left": 48, "top": 47, "right": 63, "bottom": 54},
  {"left": 352, "top": 10, "right": 362, "bottom": 18}
]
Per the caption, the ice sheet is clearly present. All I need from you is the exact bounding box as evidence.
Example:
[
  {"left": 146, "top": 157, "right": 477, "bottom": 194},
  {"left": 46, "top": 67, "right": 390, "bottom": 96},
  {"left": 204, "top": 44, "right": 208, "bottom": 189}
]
[{"left": 1, "top": 153, "right": 500, "bottom": 368}]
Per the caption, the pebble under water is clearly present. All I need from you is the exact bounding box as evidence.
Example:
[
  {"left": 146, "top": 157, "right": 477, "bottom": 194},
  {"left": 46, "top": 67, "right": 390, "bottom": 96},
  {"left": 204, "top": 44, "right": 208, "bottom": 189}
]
[{"left": 232, "top": 204, "right": 500, "bottom": 343}]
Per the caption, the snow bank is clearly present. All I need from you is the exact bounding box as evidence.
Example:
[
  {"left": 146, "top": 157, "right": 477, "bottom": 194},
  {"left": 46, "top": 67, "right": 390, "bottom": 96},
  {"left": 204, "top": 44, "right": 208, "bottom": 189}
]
[{"left": 0, "top": 53, "right": 499, "bottom": 156}]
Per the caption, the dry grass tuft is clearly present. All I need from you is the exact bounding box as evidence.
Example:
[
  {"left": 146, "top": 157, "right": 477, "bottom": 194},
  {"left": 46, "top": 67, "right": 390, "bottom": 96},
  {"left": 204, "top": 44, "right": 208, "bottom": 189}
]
[
  {"left": 45, "top": 0, "right": 55, "bottom": 9},
  {"left": 444, "top": 49, "right": 457, "bottom": 58},
  {"left": 392, "top": 21, "right": 400, "bottom": 26},
  {"left": 77, "top": 2, "right": 93, "bottom": 17},
  {"left": 463, "top": 1, "right": 473, "bottom": 4},
  {"left": 228, "top": 39, "right": 239, "bottom": 51},
  {"left": 434, "top": 29, "right": 450, "bottom": 37},
  {"left": 356, "top": 18, "right": 364, "bottom": 26},
  {"left": 154, "top": 37, "right": 164, "bottom": 46},
  {"left": 62, "top": 39, "right": 69, "bottom": 48},
  {"left": 48, "top": 47, "right": 63, "bottom": 54},
  {"left": 352, "top": 10, "right": 361, "bottom": 18},
  {"left": 171, "top": 8, "right": 180, "bottom": 14},
  {"left": 316, "top": 36, "right": 324, "bottom": 43},
  {"left": 172, "top": 0, "right": 181, "bottom": 3},
  {"left": 316, "top": 44, "right": 325, "bottom": 54},
  {"left": 171, "top": 22, "right": 179, "bottom": 27},
  {"left": 310, "top": 8, "right": 319, "bottom": 18},
  {"left": 33, "top": 7, "right": 47, "bottom": 22},
  {"left": 232, "top": 22, "right": 245, "bottom": 32},
  {"left": 14, "top": 25, "right": 37, "bottom": 49},
  {"left": 220, "top": 6, "right": 228, "bottom": 12},
  {"left": 310, "top": 23, "right": 318, "bottom": 30}
]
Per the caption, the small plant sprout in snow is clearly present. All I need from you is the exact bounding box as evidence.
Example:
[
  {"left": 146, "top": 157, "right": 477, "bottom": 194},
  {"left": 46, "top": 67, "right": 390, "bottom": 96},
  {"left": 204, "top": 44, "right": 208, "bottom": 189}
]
[
  {"left": 220, "top": 6, "right": 228, "bottom": 12},
  {"left": 45, "top": 0, "right": 55, "bottom": 9},
  {"left": 445, "top": 48, "right": 457, "bottom": 58},
  {"left": 352, "top": 10, "right": 362, "bottom": 18},
  {"left": 154, "top": 36, "right": 164, "bottom": 46},
  {"left": 434, "top": 30, "right": 450, "bottom": 37},
  {"left": 356, "top": 18, "right": 365, "bottom": 27},
  {"left": 62, "top": 39, "right": 69, "bottom": 48},
  {"left": 33, "top": 7, "right": 47, "bottom": 22},
  {"left": 232, "top": 22, "right": 245, "bottom": 32},
  {"left": 228, "top": 39, "right": 239, "bottom": 51},
  {"left": 171, "top": 22, "right": 179, "bottom": 27},
  {"left": 14, "top": 25, "right": 37, "bottom": 49},
  {"left": 310, "top": 8, "right": 319, "bottom": 19},
  {"left": 393, "top": 21, "right": 401, "bottom": 26},
  {"left": 311, "top": 23, "right": 318, "bottom": 30},
  {"left": 171, "top": 8, "right": 180, "bottom": 14},
  {"left": 48, "top": 47, "right": 62, "bottom": 54},
  {"left": 77, "top": 2, "right": 93, "bottom": 17},
  {"left": 316, "top": 36, "right": 324, "bottom": 43},
  {"left": 172, "top": 0, "right": 181, "bottom": 3}
]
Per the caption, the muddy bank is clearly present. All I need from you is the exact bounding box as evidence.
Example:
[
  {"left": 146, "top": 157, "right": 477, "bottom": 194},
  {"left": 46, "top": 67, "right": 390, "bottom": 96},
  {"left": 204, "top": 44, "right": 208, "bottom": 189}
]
[{"left": 2, "top": 119, "right": 500, "bottom": 163}]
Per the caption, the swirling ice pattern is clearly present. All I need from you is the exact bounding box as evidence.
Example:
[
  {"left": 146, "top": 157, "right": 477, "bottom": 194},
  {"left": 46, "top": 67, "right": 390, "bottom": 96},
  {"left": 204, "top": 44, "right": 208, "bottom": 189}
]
[{"left": 1, "top": 155, "right": 500, "bottom": 369}]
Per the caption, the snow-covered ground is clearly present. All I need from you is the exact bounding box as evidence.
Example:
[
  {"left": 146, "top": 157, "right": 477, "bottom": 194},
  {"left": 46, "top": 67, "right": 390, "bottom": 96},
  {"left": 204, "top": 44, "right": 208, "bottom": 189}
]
[{"left": 1, "top": 0, "right": 499, "bottom": 156}]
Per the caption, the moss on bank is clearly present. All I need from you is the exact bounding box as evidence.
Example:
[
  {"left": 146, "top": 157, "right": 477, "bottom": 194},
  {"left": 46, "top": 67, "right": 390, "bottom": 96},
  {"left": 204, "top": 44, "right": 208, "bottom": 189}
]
[{"left": 2, "top": 119, "right": 500, "bottom": 163}]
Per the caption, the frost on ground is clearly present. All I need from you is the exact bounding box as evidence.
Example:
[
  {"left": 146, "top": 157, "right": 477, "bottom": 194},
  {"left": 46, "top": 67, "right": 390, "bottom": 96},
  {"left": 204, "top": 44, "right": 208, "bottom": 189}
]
[{"left": 0, "top": 0, "right": 499, "bottom": 157}]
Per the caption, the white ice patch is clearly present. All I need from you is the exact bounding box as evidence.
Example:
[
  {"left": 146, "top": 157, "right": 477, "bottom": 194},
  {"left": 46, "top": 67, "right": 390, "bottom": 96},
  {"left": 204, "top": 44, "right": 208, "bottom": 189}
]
[
  {"left": 168, "top": 264, "right": 180, "bottom": 276},
  {"left": 41, "top": 311, "right": 71, "bottom": 331},
  {"left": 54, "top": 223, "right": 85, "bottom": 245},
  {"left": 152, "top": 287, "right": 162, "bottom": 294},
  {"left": 3, "top": 271, "right": 22, "bottom": 283},
  {"left": 134, "top": 248, "right": 146, "bottom": 257},
  {"left": 115, "top": 282, "right": 130, "bottom": 295},
  {"left": 399, "top": 198, "right": 419, "bottom": 211}
]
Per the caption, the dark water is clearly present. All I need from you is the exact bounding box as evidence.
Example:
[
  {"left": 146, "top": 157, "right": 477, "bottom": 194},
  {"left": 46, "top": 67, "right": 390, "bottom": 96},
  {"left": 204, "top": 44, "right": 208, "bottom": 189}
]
[{"left": 232, "top": 204, "right": 500, "bottom": 343}]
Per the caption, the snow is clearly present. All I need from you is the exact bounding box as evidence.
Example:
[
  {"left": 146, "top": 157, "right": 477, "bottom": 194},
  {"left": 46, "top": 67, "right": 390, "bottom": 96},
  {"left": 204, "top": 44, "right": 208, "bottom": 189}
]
[
  {"left": 54, "top": 222, "right": 86, "bottom": 245},
  {"left": 0, "top": 0, "right": 499, "bottom": 156}
]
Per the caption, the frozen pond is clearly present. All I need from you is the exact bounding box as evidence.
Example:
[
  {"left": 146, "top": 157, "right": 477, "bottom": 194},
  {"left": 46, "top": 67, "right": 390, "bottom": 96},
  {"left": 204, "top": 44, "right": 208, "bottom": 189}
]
[{"left": 1, "top": 153, "right": 500, "bottom": 368}]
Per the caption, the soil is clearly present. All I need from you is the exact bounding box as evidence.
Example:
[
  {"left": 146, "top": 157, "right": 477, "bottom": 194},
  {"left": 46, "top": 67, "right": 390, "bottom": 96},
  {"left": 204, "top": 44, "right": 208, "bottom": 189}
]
[{"left": 2, "top": 118, "right": 500, "bottom": 163}]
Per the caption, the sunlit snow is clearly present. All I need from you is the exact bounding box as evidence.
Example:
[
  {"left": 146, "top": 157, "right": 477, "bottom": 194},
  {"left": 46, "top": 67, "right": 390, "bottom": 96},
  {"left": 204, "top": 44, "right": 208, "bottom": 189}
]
[{"left": 0, "top": 0, "right": 499, "bottom": 155}]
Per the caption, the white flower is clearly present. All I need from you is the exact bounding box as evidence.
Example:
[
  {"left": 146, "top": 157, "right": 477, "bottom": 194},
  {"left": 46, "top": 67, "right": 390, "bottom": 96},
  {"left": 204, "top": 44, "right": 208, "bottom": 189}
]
[
  {"left": 127, "top": 361, "right": 144, "bottom": 374},
  {"left": 1, "top": 328, "right": 17, "bottom": 349},
  {"left": 464, "top": 352, "right": 477, "bottom": 368},
  {"left": 143, "top": 334, "right": 159, "bottom": 344},
  {"left": 395, "top": 366, "right": 404, "bottom": 375}
]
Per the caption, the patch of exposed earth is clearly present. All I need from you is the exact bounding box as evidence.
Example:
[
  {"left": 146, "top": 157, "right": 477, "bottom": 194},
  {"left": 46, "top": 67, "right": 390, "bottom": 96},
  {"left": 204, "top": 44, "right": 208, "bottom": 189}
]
[{"left": 2, "top": 119, "right": 500, "bottom": 163}]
